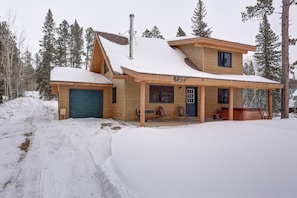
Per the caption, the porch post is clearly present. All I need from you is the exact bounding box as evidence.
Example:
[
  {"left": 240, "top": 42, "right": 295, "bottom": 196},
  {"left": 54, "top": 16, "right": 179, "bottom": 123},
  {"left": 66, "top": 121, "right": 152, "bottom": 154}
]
[
  {"left": 268, "top": 89, "right": 273, "bottom": 119},
  {"left": 140, "top": 81, "right": 146, "bottom": 127},
  {"left": 199, "top": 85, "right": 205, "bottom": 123},
  {"left": 228, "top": 87, "right": 234, "bottom": 120}
]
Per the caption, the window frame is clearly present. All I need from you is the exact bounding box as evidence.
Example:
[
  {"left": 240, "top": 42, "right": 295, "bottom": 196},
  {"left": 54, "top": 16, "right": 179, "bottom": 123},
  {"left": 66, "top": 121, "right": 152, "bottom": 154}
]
[
  {"left": 112, "top": 87, "right": 117, "bottom": 104},
  {"left": 218, "top": 88, "right": 229, "bottom": 104},
  {"left": 218, "top": 51, "right": 232, "bottom": 68},
  {"left": 149, "top": 85, "right": 174, "bottom": 103}
]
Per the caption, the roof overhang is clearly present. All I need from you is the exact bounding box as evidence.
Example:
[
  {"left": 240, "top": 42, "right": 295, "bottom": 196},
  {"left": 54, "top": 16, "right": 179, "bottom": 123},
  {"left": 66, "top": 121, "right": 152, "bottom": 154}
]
[
  {"left": 50, "top": 81, "right": 112, "bottom": 94},
  {"left": 122, "top": 67, "right": 283, "bottom": 90},
  {"left": 168, "top": 37, "right": 256, "bottom": 54}
]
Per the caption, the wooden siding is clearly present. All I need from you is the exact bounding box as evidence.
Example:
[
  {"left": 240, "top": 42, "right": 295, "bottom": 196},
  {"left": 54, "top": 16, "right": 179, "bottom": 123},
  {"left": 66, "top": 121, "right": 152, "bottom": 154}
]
[
  {"left": 125, "top": 79, "right": 140, "bottom": 120},
  {"left": 204, "top": 87, "right": 242, "bottom": 118},
  {"left": 168, "top": 37, "right": 256, "bottom": 54},
  {"left": 176, "top": 45, "right": 243, "bottom": 74},
  {"left": 111, "top": 79, "right": 126, "bottom": 120},
  {"left": 117, "top": 80, "right": 188, "bottom": 121},
  {"left": 122, "top": 82, "right": 243, "bottom": 120},
  {"left": 57, "top": 84, "right": 112, "bottom": 120},
  {"left": 178, "top": 44, "right": 204, "bottom": 71},
  {"left": 203, "top": 48, "right": 242, "bottom": 74},
  {"left": 90, "top": 37, "right": 103, "bottom": 73},
  {"left": 143, "top": 84, "right": 187, "bottom": 120}
]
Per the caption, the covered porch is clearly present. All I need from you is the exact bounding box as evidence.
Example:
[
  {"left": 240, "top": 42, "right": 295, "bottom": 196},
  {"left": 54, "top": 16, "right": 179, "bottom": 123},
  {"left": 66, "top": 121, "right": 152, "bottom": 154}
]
[{"left": 122, "top": 67, "right": 283, "bottom": 127}]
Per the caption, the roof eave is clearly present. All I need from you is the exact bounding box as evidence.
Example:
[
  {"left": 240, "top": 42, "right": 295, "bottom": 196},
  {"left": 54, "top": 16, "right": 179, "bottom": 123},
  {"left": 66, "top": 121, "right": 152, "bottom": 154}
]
[{"left": 121, "top": 67, "right": 283, "bottom": 90}]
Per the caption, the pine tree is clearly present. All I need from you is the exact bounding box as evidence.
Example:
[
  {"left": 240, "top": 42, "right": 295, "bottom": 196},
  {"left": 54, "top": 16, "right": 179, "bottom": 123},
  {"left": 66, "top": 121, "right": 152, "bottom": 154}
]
[
  {"left": 55, "top": 20, "right": 70, "bottom": 67},
  {"left": 176, "top": 26, "right": 186, "bottom": 37},
  {"left": 142, "top": 26, "right": 164, "bottom": 39},
  {"left": 69, "top": 20, "right": 84, "bottom": 68},
  {"left": 84, "top": 27, "right": 94, "bottom": 70},
  {"left": 255, "top": 14, "right": 281, "bottom": 81},
  {"left": 254, "top": 14, "right": 282, "bottom": 113},
  {"left": 37, "top": 9, "right": 55, "bottom": 99},
  {"left": 34, "top": 52, "right": 42, "bottom": 92},
  {"left": 23, "top": 50, "right": 36, "bottom": 91},
  {"left": 191, "top": 0, "right": 212, "bottom": 37},
  {"left": 243, "top": 61, "right": 257, "bottom": 108},
  {"left": 0, "top": 18, "right": 23, "bottom": 100},
  {"left": 243, "top": 60, "right": 255, "bottom": 75},
  {"left": 142, "top": 29, "right": 151, "bottom": 38},
  {"left": 242, "top": 0, "right": 297, "bottom": 118},
  {"left": 151, "top": 26, "right": 164, "bottom": 39},
  {"left": 0, "top": 21, "right": 5, "bottom": 103}
]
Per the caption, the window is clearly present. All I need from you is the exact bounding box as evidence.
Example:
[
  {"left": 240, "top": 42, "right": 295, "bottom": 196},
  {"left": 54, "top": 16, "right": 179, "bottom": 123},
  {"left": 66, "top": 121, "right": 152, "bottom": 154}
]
[
  {"left": 186, "top": 88, "right": 195, "bottom": 104},
  {"left": 149, "top": 85, "right": 174, "bottom": 103},
  {"left": 112, "top": 87, "right": 117, "bottom": 104},
  {"left": 218, "top": 51, "right": 232, "bottom": 67},
  {"left": 218, "top": 88, "right": 229, "bottom": 104}
]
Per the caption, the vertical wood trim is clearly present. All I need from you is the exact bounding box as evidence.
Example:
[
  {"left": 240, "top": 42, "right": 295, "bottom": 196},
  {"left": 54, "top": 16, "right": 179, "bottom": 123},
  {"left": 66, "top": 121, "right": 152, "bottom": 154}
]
[
  {"left": 58, "top": 85, "right": 61, "bottom": 120},
  {"left": 200, "top": 85, "right": 205, "bottom": 123},
  {"left": 268, "top": 89, "right": 273, "bottom": 119},
  {"left": 202, "top": 47, "right": 205, "bottom": 71},
  {"left": 140, "top": 81, "right": 146, "bottom": 127},
  {"left": 228, "top": 87, "right": 234, "bottom": 120}
]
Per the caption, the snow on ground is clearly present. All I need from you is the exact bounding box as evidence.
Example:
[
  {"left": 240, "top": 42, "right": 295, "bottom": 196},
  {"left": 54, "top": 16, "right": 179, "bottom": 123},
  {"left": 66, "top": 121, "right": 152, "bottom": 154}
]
[
  {"left": 110, "top": 120, "right": 297, "bottom": 198},
  {"left": 0, "top": 96, "right": 297, "bottom": 198},
  {"left": 0, "top": 96, "right": 132, "bottom": 198}
]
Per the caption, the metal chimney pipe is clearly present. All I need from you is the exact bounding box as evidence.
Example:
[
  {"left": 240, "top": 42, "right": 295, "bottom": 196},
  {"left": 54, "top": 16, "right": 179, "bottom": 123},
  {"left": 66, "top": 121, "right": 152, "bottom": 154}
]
[{"left": 129, "top": 14, "right": 134, "bottom": 60}]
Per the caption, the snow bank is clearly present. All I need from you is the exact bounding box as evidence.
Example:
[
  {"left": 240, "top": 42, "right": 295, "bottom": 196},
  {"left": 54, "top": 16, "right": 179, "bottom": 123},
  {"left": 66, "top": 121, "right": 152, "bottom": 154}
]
[
  {"left": 99, "top": 157, "right": 137, "bottom": 198},
  {"left": 110, "top": 120, "right": 297, "bottom": 198}
]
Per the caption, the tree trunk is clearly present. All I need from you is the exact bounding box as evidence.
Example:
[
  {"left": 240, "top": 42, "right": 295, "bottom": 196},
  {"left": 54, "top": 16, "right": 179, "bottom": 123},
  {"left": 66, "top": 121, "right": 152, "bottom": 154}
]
[{"left": 281, "top": 0, "right": 290, "bottom": 118}]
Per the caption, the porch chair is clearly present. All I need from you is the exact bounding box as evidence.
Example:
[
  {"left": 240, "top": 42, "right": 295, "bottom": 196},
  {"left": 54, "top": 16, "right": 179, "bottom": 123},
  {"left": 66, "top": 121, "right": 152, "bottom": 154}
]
[{"left": 157, "top": 106, "right": 170, "bottom": 121}]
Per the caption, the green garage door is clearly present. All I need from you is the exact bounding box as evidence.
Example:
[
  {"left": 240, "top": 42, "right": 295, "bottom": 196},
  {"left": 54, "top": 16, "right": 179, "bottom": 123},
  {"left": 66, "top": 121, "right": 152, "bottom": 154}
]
[{"left": 70, "top": 89, "right": 103, "bottom": 118}]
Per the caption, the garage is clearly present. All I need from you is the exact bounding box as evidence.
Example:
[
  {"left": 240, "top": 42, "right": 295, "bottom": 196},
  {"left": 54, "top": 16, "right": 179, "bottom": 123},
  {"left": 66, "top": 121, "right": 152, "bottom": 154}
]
[{"left": 69, "top": 89, "right": 103, "bottom": 118}]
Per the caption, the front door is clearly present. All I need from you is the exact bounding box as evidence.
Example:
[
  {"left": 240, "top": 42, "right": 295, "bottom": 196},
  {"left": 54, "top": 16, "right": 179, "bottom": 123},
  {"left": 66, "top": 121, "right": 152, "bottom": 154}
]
[{"left": 186, "top": 87, "right": 197, "bottom": 116}]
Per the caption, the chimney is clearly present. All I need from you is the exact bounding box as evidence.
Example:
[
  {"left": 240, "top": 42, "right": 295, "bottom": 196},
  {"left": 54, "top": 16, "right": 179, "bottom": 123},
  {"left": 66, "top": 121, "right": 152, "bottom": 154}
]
[{"left": 129, "top": 14, "right": 134, "bottom": 60}]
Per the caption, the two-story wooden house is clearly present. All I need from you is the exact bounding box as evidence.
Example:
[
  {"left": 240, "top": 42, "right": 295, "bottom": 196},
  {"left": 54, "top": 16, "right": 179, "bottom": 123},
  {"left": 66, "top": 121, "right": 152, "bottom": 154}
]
[{"left": 51, "top": 31, "right": 282, "bottom": 126}]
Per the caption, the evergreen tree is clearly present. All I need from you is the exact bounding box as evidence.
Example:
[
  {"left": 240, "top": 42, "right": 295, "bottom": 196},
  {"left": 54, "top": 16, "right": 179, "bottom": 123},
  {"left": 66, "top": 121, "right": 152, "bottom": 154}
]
[
  {"left": 0, "top": 21, "right": 5, "bottom": 103},
  {"left": 69, "top": 20, "right": 84, "bottom": 68},
  {"left": 22, "top": 50, "right": 36, "bottom": 91},
  {"left": 255, "top": 14, "right": 281, "bottom": 81},
  {"left": 242, "top": 0, "right": 297, "bottom": 118},
  {"left": 142, "top": 26, "right": 164, "bottom": 39},
  {"left": 191, "top": 0, "right": 212, "bottom": 37},
  {"left": 254, "top": 14, "right": 282, "bottom": 113},
  {"left": 142, "top": 29, "right": 151, "bottom": 38},
  {"left": 176, "top": 26, "right": 186, "bottom": 37},
  {"left": 243, "top": 60, "right": 255, "bottom": 75},
  {"left": 0, "top": 19, "right": 23, "bottom": 100},
  {"left": 243, "top": 60, "right": 257, "bottom": 108},
  {"left": 37, "top": 9, "right": 55, "bottom": 99},
  {"left": 55, "top": 20, "right": 70, "bottom": 67},
  {"left": 34, "top": 52, "right": 42, "bottom": 93},
  {"left": 84, "top": 27, "right": 94, "bottom": 70}
]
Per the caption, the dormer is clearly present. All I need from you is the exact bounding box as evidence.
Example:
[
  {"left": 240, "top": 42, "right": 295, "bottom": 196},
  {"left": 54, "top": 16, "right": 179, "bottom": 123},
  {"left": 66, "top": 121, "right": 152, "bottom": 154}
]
[{"left": 168, "top": 37, "right": 256, "bottom": 75}]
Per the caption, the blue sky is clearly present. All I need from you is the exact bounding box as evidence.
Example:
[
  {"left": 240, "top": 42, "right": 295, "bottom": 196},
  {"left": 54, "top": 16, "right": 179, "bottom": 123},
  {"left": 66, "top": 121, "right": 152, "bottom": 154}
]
[{"left": 0, "top": 0, "right": 296, "bottom": 66}]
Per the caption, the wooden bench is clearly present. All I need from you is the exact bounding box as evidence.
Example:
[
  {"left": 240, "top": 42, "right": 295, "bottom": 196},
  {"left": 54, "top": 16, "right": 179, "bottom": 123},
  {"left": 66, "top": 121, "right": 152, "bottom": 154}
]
[{"left": 136, "top": 109, "right": 160, "bottom": 121}]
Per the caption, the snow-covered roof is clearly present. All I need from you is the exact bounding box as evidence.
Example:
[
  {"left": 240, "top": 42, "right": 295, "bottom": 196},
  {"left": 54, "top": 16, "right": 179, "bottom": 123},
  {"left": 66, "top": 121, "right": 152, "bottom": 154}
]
[
  {"left": 50, "top": 67, "right": 112, "bottom": 84},
  {"left": 99, "top": 36, "right": 279, "bottom": 85}
]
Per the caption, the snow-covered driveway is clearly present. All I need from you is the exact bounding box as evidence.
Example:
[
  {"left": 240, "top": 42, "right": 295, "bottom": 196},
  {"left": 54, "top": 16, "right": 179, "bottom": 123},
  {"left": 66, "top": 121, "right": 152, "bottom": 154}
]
[{"left": 0, "top": 97, "right": 128, "bottom": 198}]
